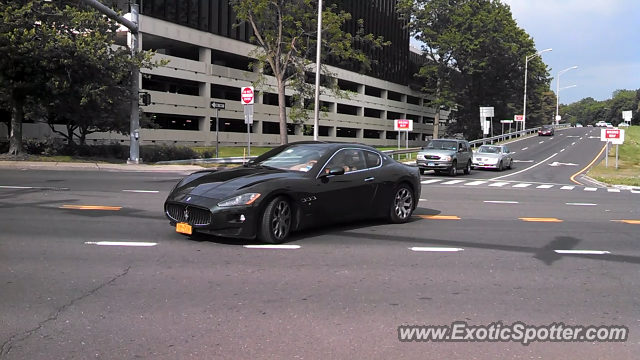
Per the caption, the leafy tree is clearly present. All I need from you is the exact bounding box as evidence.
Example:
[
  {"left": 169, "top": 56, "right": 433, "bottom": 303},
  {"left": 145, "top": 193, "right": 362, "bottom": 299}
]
[
  {"left": 231, "top": 0, "right": 389, "bottom": 144},
  {"left": 0, "top": 0, "right": 165, "bottom": 154},
  {"left": 560, "top": 89, "right": 639, "bottom": 126}
]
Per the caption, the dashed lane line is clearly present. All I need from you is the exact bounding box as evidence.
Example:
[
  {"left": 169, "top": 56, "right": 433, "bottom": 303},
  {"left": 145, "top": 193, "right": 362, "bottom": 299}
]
[
  {"left": 60, "top": 205, "right": 121, "bottom": 210},
  {"left": 554, "top": 250, "right": 610, "bottom": 255},
  {"left": 243, "top": 245, "right": 301, "bottom": 249},
  {"left": 410, "top": 247, "right": 464, "bottom": 252},
  {"left": 123, "top": 190, "right": 160, "bottom": 193},
  {"left": 85, "top": 241, "right": 157, "bottom": 246}
]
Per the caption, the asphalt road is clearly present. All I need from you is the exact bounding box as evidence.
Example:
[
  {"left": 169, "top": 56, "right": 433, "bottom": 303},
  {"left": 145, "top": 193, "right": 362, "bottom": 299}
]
[
  {"left": 1, "top": 168, "right": 639, "bottom": 359},
  {"left": 420, "top": 127, "right": 607, "bottom": 185}
]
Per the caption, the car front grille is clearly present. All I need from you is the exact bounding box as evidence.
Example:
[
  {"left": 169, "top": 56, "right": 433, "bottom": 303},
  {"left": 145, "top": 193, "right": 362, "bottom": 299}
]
[
  {"left": 423, "top": 155, "right": 441, "bottom": 160},
  {"left": 165, "top": 203, "right": 212, "bottom": 226}
]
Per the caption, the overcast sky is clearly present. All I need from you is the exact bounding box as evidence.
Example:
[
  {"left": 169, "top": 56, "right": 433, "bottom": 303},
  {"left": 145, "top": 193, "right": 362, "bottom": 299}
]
[{"left": 410, "top": 0, "right": 640, "bottom": 105}]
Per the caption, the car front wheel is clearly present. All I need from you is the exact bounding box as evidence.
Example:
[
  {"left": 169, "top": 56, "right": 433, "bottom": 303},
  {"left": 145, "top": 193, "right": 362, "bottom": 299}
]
[
  {"left": 389, "top": 184, "right": 415, "bottom": 223},
  {"left": 257, "top": 196, "right": 292, "bottom": 244}
]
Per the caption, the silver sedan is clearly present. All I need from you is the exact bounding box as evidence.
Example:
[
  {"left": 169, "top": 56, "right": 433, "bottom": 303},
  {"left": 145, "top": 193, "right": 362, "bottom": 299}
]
[{"left": 471, "top": 145, "right": 513, "bottom": 171}]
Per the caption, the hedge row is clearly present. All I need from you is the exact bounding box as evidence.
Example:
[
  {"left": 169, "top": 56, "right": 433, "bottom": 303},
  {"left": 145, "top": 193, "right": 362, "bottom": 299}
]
[{"left": 0, "top": 138, "right": 217, "bottom": 162}]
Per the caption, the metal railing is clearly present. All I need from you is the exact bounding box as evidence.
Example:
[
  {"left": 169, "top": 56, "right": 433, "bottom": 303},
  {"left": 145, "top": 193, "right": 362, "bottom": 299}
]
[{"left": 154, "top": 124, "right": 572, "bottom": 165}]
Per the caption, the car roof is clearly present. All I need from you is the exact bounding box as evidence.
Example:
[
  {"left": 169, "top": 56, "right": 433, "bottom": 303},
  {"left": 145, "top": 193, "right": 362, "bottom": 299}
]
[{"left": 284, "top": 140, "right": 382, "bottom": 153}]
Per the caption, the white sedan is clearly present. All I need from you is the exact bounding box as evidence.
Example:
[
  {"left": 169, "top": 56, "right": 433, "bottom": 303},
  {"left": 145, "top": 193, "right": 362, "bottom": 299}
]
[{"left": 472, "top": 145, "right": 513, "bottom": 171}]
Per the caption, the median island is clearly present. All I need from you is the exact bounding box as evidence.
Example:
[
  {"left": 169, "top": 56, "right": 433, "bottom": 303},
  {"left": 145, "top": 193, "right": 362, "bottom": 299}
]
[{"left": 587, "top": 126, "right": 640, "bottom": 187}]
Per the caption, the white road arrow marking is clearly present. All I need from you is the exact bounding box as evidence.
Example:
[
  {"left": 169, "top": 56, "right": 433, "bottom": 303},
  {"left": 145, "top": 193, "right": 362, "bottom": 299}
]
[{"left": 549, "top": 162, "right": 579, "bottom": 166}]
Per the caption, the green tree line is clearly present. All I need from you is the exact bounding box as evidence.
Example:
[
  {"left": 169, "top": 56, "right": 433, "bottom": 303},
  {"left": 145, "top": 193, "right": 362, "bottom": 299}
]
[
  {"left": 0, "top": 0, "right": 165, "bottom": 155},
  {"left": 559, "top": 89, "right": 640, "bottom": 126}
]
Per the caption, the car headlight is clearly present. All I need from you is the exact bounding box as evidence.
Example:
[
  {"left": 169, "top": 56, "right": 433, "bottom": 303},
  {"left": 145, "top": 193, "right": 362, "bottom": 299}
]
[
  {"left": 441, "top": 156, "right": 452, "bottom": 161},
  {"left": 217, "top": 193, "right": 261, "bottom": 207}
]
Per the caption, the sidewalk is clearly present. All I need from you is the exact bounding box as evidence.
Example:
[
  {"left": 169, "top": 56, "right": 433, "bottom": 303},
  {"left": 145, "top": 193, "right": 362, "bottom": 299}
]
[{"left": 0, "top": 160, "right": 206, "bottom": 173}]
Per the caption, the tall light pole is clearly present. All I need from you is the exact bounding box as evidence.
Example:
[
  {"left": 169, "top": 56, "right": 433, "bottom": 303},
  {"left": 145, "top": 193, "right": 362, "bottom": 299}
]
[
  {"left": 556, "top": 66, "right": 578, "bottom": 125},
  {"left": 523, "top": 48, "right": 552, "bottom": 134},
  {"left": 312, "top": 0, "right": 323, "bottom": 141}
]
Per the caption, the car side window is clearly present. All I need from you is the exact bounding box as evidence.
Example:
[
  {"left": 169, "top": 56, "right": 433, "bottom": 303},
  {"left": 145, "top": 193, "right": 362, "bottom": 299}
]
[
  {"left": 323, "top": 149, "right": 366, "bottom": 174},
  {"left": 363, "top": 150, "right": 382, "bottom": 169}
]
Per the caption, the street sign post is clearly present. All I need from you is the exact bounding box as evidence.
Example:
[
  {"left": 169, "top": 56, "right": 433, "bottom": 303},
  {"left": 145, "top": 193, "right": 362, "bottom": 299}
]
[
  {"left": 210, "top": 101, "right": 226, "bottom": 157},
  {"left": 240, "top": 86, "right": 255, "bottom": 157},
  {"left": 601, "top": 128, "right": 625, "bottom": 168},
  {"left": 394, "top": 119, "right": 413, "bottom": 150},
  {"left": 514, "top": 115, "right": 524, "bottom": 134},
  {"left": 622, "top": 110, "right": 632, "bottom": 122},
  {"left": 501, "top": 120, "right": 513, "bottom": 135},
  {"left": 480, "top": 107, "right": 494, "bottom": 136}
]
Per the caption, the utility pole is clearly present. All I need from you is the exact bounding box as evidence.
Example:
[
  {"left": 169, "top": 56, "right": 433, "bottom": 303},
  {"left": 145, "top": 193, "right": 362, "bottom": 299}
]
[{"left": 80, "top": 0, "right": 141, "bottom": 164}]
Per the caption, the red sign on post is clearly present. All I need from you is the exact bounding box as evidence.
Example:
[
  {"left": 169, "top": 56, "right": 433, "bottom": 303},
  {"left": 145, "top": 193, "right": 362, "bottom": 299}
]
[
  {"left": 605, "top": 129, "right": 621, "bottom": 139},
  {"left": 514, "top": 115, "right": 524, "bottom": 121},
  {"left": 394, "top": 119, "right": 413, "bottom": 131},
  {"left": 241, "top": 86, "right": 254, "bottom": 105}
]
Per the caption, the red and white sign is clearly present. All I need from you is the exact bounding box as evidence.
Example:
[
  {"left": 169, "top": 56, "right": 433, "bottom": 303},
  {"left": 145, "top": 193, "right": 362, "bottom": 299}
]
[
  {"left": 601, "top": 128, "right": 625, "bottom": 144},
  {"left": 241, "top": 86, "right": 254, "bottom": 105},
  {"left": 394, "top": 119, "right": 413, "bottom": 131},
  {"left": 514, "top": 115, "right": 524, "bottom": 121}
]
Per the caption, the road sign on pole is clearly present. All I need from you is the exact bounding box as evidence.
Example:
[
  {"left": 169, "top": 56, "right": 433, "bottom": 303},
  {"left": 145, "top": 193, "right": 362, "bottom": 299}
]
[
  {"left": 244, "top": 104, "right": 254, "bottom": 157},
  {"left": 601, "top": 128, "right": 625, "bottom": 169},
  {"left": 395, "top": 119, "right": 413, "bottom": 151},
  {"left": 210, "top": 102, "right": 225, "bottom": 157},
  {"left": 241, "top": 86, "right": 254, "bottom": 105},
  {"left": 622, "top": 110, "right": 632, "bottom": 121},
  {"left": 480, "top": 107, "right": 494, "bottom": 137}
]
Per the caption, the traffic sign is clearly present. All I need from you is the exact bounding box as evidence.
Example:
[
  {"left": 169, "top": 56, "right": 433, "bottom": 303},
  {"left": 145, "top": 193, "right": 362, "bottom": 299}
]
[
  {"left": 514, "top": 115, "right": 524, "bottom": 122},
  {"left": 601, "top": 128, "right": 625, "bottom": 145},
  {"left": 210, "top": 101, "right": 225, "bottom": 109},
  {"left": 394, "top": 119, "right": 413, "bottom": 131},
  {"left": 501, "top": 120, "right": 513, "bottom": 124},
  {"left": 622, "top": 110, "right": 632, "bottom": 121},
  {"left": 480, "top": 107, "right": 494, "bottom": 118},
  {"left": 241, "top": 86, "right": 254, "bottom": 105}
]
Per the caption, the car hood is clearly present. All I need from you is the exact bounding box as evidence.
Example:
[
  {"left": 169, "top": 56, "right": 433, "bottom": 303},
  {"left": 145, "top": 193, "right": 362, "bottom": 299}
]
[
  {"left": 170, "top": 167, "right": 303, "bottom": 200},
  {"left": 418, "top": 149, "right": 456, "bottom": 157}
]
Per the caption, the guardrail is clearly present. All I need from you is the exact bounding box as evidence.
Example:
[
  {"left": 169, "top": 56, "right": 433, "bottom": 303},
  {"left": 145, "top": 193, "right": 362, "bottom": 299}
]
[{"left": 155, "top": 124, "right": 572, "bottom": 165}]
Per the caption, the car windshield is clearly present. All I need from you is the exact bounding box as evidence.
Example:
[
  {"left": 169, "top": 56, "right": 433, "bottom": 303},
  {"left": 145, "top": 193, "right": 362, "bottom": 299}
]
[
  {"left": 424, "top": 140, "right": 458, "bottom": 151},
  {"left": 477, "top": 146, "right": 501, "bottom": 154},
  {"left": 250, "top": 144, "right": 330, "bottom": 172}
]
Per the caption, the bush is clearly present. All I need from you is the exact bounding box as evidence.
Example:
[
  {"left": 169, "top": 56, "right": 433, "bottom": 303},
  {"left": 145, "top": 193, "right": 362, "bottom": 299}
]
[{"left": 7, "top": 137, "right": 204, "bottom": 163}]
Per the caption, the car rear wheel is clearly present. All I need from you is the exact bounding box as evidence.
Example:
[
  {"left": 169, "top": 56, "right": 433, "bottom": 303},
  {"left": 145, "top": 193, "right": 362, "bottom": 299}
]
[
  {"left": 257, "top": 196, "right": 292, "bottom": 244},
  {"left": 507, "top": 159, "right": 513, "bottom": 169},
  {"left": 389, "top": 184, "right": 414, "bottom": 223}
]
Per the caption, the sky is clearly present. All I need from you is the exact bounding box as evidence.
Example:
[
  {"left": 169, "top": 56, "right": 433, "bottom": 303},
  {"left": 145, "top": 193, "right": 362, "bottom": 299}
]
[{"left": 410, "top": 0, "right": 640, "bottom": 105}]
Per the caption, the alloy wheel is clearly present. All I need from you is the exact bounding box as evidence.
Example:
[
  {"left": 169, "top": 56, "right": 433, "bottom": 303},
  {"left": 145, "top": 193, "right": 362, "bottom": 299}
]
[
  {"left": 271, "top": 201, "right": 291, "bottom": 240},
  {"left": 394, "top": 188, "right": 413, "bottom": 220}
]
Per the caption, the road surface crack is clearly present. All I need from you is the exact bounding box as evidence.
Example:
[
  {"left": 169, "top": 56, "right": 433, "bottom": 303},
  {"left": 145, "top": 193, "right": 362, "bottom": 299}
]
[{"left": 0, "top": 266, "right": 131, "bottom": 358}]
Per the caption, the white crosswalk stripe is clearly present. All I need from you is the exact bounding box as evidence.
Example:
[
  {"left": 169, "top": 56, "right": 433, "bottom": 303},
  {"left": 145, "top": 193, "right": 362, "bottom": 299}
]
[{"left": 418, "top": 177, "right": 638, "bottom": 194}]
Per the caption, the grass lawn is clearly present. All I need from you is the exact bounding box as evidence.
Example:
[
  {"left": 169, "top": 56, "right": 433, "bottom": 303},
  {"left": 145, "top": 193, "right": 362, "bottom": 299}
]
[
  {"left": 0, "top": 154, "right": 127, "bottom": 164},
  {"left": 587, "top": 126, "right": 640, "bottom": 186}
]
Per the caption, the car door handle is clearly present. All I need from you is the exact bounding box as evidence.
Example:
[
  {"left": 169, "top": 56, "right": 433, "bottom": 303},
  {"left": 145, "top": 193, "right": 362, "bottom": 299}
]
[{"left": 364, "top": 177, "right": 374, "bottom": 182}]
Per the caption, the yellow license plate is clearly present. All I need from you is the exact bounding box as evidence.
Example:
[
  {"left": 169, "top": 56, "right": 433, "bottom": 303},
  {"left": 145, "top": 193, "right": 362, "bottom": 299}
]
[{"left": 176, "top": 222, "right": 192, "bottom": 235}]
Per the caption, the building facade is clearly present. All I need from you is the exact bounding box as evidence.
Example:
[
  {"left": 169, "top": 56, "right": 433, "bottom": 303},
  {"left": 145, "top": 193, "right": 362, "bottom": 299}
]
[{"left": 8, "top": 0, "right": 452, "bottom": 148}]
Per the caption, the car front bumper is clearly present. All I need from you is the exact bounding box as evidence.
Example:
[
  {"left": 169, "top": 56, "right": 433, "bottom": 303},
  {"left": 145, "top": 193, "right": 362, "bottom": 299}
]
[
  {"left": 164, "top": 200, "right": 259, "bottom": 239},
  {"left": 538, "top": 132, "right": 553, "bottom": 136},
  {"left": 472, "top": 161, "right": 499, "bottom": 169},
  {"left": 416, "top": 159, "right": 454, "bottom": 170}
]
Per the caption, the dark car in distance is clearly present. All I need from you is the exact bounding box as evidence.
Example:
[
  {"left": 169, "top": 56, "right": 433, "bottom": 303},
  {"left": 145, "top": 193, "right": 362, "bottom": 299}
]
[
  {"left": 164, "top": 141, "right": 422, "bottom": 244},
  {"left": 538, "top": 125, "right": 554, "bottom": 136}
]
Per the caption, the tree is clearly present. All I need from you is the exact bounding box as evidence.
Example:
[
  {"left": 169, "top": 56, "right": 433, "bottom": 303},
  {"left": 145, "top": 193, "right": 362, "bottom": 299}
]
[
  {"left": 0, "top": 0, "right": 165, "bottom": 154},
  {"left": 560, "top": 89, "right": 639, "bottom": 126},
  {"left": 231, "top": 0, "right": 389, "bottom": 144}
]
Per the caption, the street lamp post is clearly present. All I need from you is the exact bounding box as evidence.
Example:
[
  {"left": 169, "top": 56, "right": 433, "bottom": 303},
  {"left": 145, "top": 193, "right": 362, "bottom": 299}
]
[
  {"left": 312, "top": 0, "right": 323, "bottom": 141},
  {"left": 555, "top": 66, "right": 578, "bottom": 125},
  {"left": 523, "top": 48, "right": 552, "bottom": 135}
]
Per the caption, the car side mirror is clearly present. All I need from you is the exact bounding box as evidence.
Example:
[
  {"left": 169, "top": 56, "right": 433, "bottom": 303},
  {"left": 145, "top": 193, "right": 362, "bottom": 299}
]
[{"left": 320, "top": 167, "right": 345, "bottom": 177}]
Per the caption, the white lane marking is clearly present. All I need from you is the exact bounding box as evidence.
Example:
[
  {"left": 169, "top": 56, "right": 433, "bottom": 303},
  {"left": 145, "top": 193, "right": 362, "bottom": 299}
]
[
  {"left": 85, "top": 241, "right": 157, "bottom": 246},
  {"left": 512, "top": 183, "right": 532, "bottom": 188},
  {"left": 521, "top": 147, "right": 528, "bottom": 150},
  {"left": 0, "top": 185, "right": 70, "bottom": 191},
  {"left": 571, "top": 142, "right": 576, "bottom": 145},
  {"left": 550, "top": 137, "right": 554, "bottom": 140},
  {"left": 554, "top": 250, "right": 610, "bottom": 255},
  {"left": 566, "top": 136, "right": 580, "bottom": 138},
  {"left": 441, "top": 180, "right": 465, "bottom": 185},
  {"left": 484, "top": 200, "right": 518, "bottom": 204},
  {"left": 243, "top": 245, "right": 301, "bottom": 249},
  {"left": 421, "top": 179, "right": 443, "bottom": 184},
  {"left": 584, "top": 187, "right": 598, "bottom": 191},
  {"left": 489, "top": 182, "right": 510, "bottom": 187},
  {"left": 410, "top": 247, "right": 464, "bottom": 252},
  {"left": 560, "top": 149, "right": 565, "bottom": 152},
  {"left": 580, "top": 137, "right": 583, "bottom": 140},
  {"left": 566, "top": 203, "right": 597, "bottom": 206},
  {"left": 539, "top": 141, "right": 544, "bottom": 144},
  {"left": 0, "top": 185, "right": 34, "bottom": 189},
  {"left": 560, "top": 186, "right": 575, "bottom": 190},
  {"left": 491, "top": 153, "right": 558, "bottom": 180},
  {"left": 123, "top": 190, "right": 160, "bottom": 193},
  {"left": 607, "top": 189, "right": 621, "bottom": 193},
  {"left": 536, "top": 185, "right": 554, "bottom": 189},
  {"left": 465, "top": 181, "right": 488, "bottom": 186},
  {"left": 513, "top": 160, "right": 534, "bottom": 163},
  {"left": 631, "top": 190, "right": 640, "bottom": 194}
]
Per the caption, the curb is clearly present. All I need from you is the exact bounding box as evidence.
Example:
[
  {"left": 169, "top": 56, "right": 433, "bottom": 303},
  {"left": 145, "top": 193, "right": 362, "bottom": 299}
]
[{"left": 582, "top": 174, "right": 640, "bottom": 190}]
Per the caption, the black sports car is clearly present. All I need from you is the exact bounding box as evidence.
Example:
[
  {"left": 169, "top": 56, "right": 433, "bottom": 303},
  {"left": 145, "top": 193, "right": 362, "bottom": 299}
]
[{"left": 164, "top": 141, "right": 422, "bottom": 244}]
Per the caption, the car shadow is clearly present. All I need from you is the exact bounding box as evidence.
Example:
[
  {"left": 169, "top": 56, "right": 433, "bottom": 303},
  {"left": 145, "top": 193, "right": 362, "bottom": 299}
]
[{"left": 185, "top": 207, "right": 442, "bottom": 246}]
